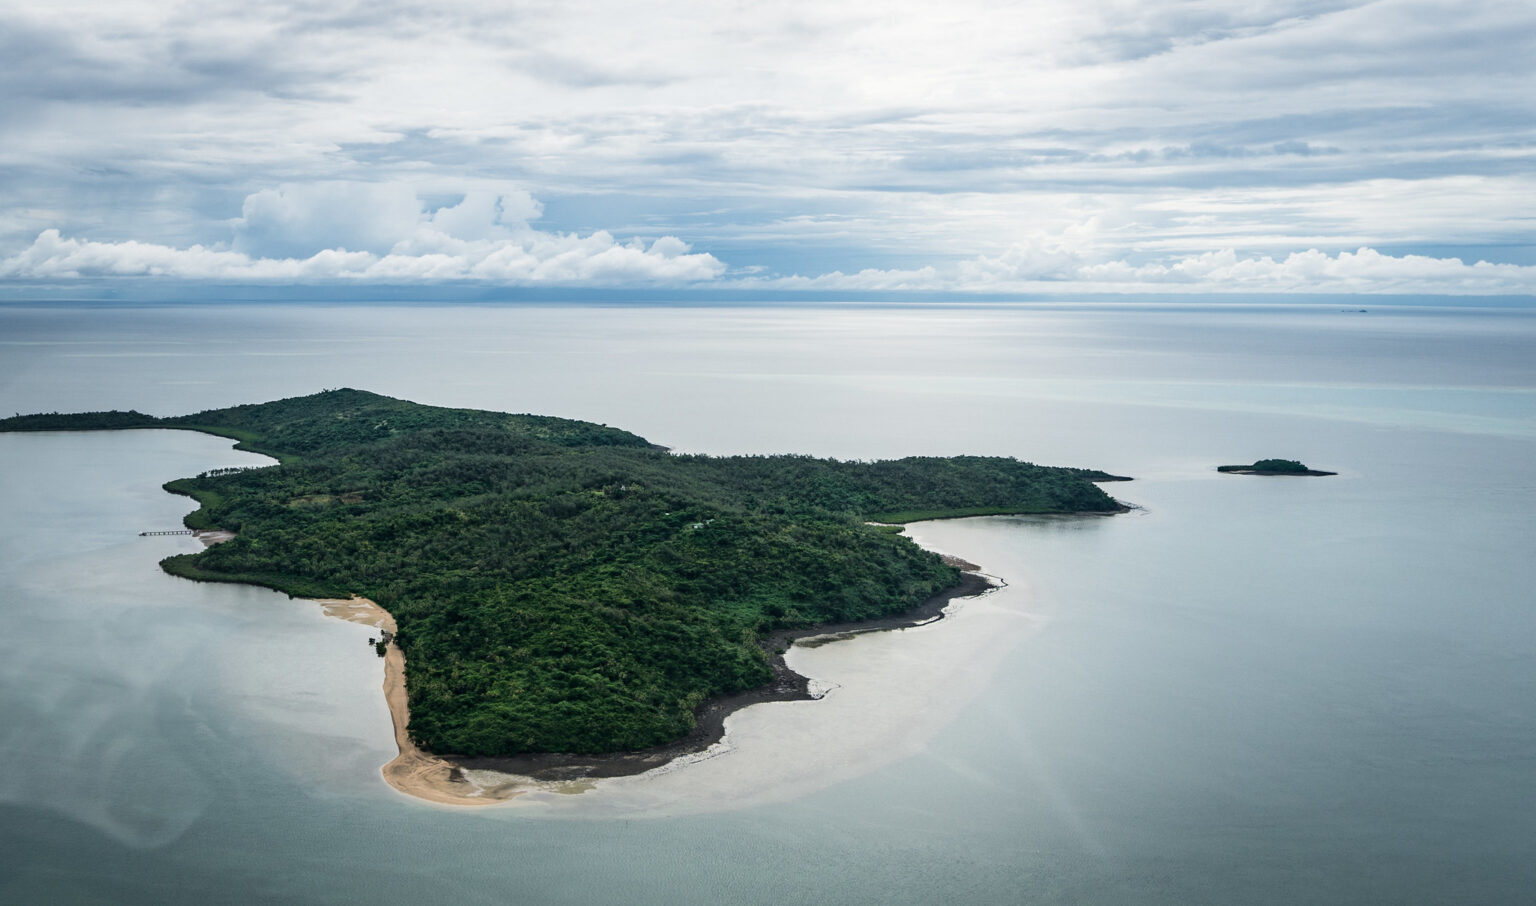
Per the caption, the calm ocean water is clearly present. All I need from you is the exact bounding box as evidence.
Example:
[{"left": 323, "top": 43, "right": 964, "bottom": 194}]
[{"left": 1, "top": 302, "right": 1533, "bottom": 904}]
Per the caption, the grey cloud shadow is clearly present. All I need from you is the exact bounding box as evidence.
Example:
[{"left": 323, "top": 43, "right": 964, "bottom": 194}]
[
  {"left": 508, "top": 51, "right": 679, "bottom": 89},
  {"left": 1069, "top": 0, "right": 1358, "bottom": 64},
  {"left": 0, "top": 16, "right": 353, "bottom": 108}
]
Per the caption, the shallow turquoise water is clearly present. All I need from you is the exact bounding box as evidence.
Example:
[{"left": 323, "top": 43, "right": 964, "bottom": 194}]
[{"left": 1, "top": 303, "right": 1533, "bottom": 904}]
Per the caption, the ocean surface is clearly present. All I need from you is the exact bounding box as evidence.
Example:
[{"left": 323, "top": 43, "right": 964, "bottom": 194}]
[{"left": 1, "top": 301, "right": 1533, "bottom": 904}]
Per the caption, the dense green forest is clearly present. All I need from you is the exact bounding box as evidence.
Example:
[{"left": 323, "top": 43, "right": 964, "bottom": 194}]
[{"left": 1, "top": 390, "right": 1127, "bottom": 756}]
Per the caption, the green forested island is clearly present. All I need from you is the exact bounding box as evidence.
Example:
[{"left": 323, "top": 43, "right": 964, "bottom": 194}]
[
  {"left": 2, "top": 390, "right": 1126, "bottom": 757},
  {"left": 1217, "top": 458, "right": 1336, "bottom": 476}
]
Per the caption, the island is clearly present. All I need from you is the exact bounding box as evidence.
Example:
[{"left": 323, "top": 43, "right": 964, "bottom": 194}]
[
  {"left": 2, "top": 390, "right": 1129, "bottom": 797},
  {"left": 1217, "top": 458, "right": 1336, "bottom": 476}
]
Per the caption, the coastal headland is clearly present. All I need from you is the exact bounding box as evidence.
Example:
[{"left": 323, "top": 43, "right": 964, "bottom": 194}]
[{"left": 1, "top": 390, "right": 1129, "bottom": 803}]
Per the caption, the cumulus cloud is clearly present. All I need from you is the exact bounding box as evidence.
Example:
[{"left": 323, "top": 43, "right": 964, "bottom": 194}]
[
  {"left": 4, "top": 183, "right": 726, "bottom": 285},
  {"left": 234, "top": 183, "right": 424, "bottom": 258},
  {"left": 1, "top": 227, "right": 725, "bottom": 285},
  {"left": 230, "top": 182, "right": 554, "bottom": 259},
  {"left": 423, "top": 190, "right": 544, "bottom": 240}
]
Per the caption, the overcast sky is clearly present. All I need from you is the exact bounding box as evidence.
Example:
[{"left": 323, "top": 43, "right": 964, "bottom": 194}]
[{"left": 2, "top": 0, "right": 1533, "bottom": 297}]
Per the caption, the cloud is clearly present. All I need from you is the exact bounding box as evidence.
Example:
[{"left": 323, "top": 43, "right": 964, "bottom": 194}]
[
  {"left": 232, "top": 183, "right": 549, "bottom": 258},
  {"left": 0, "top": 227, "right": 726, "bottom": 285},
  {"left": 234, "top": 183, "right": 425, "bottom": 257},
  {"left": 742, "top": 245, "right": 1536, "bottom": 296},
  {"left": 7, "top": 213, "right": 1535, "bottom": 295},
  {"left": 3, "top": 180, "right": 726, "bottom": 286},
  {"left": 3, "top": 1, "right": 1534, "bottom": 296},
  {"left": 743, "top": 265, "right": 945, "bottom": 293},
  {"left": 4, "top": 178, "right": 1532, "bottom": 295},
  {"left": 0, "top": 9, "right": 345, "bottom": 114},
  {"left": 1077, "top": 247, "right": 1536, "bottom": 294},
  {"left": 422, "top": 190, "right": 543, "bottom": 240}
]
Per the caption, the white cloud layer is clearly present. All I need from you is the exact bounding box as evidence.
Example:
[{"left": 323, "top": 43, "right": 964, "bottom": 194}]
[
  {"left": 8, "top": 212, "right": 1533, "bottom": 295},
  {"left": 0, "top": 228, "right": 725, "bottom": 285},
  {"left": 1076, "top": 248, "right": 1536, "bottom": 294},
  {"left": 2, "top": 184, "right": 725, "bottom": 285},
  {"left": 741, "top": 246, "right": 1536, "bottom": 296}
]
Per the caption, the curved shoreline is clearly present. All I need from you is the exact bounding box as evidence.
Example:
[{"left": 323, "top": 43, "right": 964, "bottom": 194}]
[
  {"left": 310, "top": 597, "right": 521, "bottom": 806},
  {"left": 308, "top": 567, "right": 997, "bottom": 805},
  {"left": 448, "top": 568, "right": 996, "bottom": 784}
]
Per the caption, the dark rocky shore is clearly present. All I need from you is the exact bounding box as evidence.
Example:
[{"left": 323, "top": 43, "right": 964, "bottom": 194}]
[{"left": 444, "top": 569, "right": 996, "bottom": 782}]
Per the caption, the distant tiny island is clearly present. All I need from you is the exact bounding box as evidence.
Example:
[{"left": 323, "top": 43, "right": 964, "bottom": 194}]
[
  {"left": 2, "top": 390, "right": 1130, "bottom": 791},
  {"left": 1217, "top": 458, "right": 1336, "bottom": 476}
]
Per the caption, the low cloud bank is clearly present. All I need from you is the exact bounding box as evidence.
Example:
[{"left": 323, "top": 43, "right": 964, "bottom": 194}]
[
  {"left": 0, "top": 228, "right": 725, "bottom": 285},
  {"left": 0, "top": 184, "right": 725, "bottom": 286},
  {"left": 749, "top": 245, "right": 1536, "bottom": 296},
  {"left": 3, "top": 181, "right": 1532, "bottom": 296},
  {"left": 1077, "top": 247, "right": 1536, "bottom": 294},
  {"left": 7, "top": 231, "right": 1530, "bottom": 295},
  {"left": 4, "top": 230, "right": 724, "bottom": 290}
]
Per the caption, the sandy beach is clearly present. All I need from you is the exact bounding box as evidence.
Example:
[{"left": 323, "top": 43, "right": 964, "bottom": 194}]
[
  {"left": 310, "top": 597, "right": 525, "bottom": 806},
  {"left": 203, "top": 507, "right": 1007, "bottom": 804},
  {"left": 206, "top": 508, "right": 997, "bottom": 802},
  {"left": 305, "top": 565, "right": 995, "bottom": 805},
  {"left": 202, "top": 529, "right": 523, "bottom": 803}
]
